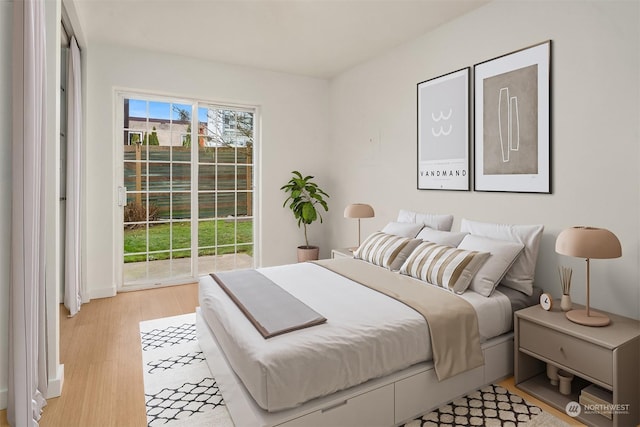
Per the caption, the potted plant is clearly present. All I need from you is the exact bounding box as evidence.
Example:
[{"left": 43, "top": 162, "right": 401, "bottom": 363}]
[{"left": 281, "top": 171, "right": 329, "bottom": 262}]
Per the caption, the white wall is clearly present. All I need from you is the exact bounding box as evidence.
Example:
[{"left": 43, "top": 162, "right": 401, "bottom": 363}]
[
  {"left": 328, "top": 0, "right": 640, "bottom": 319},
  {"left": 0, "top": 0, "right": 13, "bottom": 409},
  {"left": 84, "top": 44, "right": 330, "bottom": 298}
]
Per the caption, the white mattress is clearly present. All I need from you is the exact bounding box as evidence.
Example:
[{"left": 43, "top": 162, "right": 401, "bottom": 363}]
[{"left": 198, "top": 262, "right": 512, "bottom": 412}]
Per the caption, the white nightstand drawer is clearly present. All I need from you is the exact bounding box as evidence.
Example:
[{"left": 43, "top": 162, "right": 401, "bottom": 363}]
[{"left": 519, "top": 319, "right": 612, "bottom": 385}]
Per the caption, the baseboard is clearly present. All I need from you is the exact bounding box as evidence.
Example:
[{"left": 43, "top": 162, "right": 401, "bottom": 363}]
[
  {"left": 0, "top": 387, "right": 6, "bottom": 410},
  {"left": 86, "top": 285, "right": 116, "bottom": 300},
  {"left": 46, "top": 364, "right": 64, "bottom": 399}
]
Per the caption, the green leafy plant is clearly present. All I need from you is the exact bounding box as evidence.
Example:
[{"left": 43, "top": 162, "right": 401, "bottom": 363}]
[{"left": 281, "top": 171, "right": 329, "bottom": 247}]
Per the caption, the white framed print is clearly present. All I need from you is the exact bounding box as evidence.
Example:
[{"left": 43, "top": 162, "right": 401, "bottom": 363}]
[
  {"left": 417, "top": 67, "right": 470, "bottom": 191},
  {"left": 474, "top": 41, "right": 551, "bottom": 193}
]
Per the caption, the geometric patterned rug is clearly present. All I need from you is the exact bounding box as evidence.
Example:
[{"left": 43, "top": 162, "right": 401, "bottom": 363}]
[
  {"left": 140, "top": 313, "right": 569, "bottom": 427},
  {"left": 403, "top": 384, "right": 569, "bottom": 426},
  {"left": 140, "top": 313, "right": 232, "bottom": 427}
]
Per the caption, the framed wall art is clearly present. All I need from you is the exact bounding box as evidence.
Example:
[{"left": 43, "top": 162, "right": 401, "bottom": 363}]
[
  {"left": 417, "top": 67, "right": 470, "bottom": 191},
  {"left": 474, "top": 41, "right": 551, "bottom": 193}
]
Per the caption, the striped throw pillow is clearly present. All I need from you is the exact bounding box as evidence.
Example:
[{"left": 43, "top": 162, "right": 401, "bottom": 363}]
[
  {"left": 400, "top": 241, "right": 490, "bottom": 294},
  {"left": 354, "top": 232, "right": 418, "bottom": 270}
]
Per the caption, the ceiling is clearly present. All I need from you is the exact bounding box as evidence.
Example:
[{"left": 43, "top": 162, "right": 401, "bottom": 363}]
[{"left": 68, "top": 0, "right": 489, "bottom": 79}]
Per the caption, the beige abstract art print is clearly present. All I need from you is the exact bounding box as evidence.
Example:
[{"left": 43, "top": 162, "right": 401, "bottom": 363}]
[{"left": 474, "top": 41, "right": 551, "bottom": 193}]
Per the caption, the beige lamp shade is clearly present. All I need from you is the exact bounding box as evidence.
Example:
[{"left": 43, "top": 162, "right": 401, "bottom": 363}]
[
  {"left": 344, "top": 203, "right": 375, "bottom": 219},
  {"left": 344, "top": 203, "right": 374, "bottom": 250},
  {"left": 555, "top": 226, "right": 621, "bottom": 327},
  {"left": 555, "top": 226, "right": 621, "bottom": 259}
]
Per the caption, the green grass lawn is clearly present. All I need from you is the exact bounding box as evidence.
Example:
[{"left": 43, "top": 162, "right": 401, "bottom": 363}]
[{"left": 124, "top": 219, "right": 253, "bottom": 262}]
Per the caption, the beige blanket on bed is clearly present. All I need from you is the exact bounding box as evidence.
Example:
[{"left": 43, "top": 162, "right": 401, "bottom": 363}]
[{"left": 313, "top": 258, "right": 484, "bottom": 380}]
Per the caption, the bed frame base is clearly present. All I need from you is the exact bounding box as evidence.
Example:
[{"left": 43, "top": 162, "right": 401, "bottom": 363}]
[{"left": 196, "top": 307, "right": 514, "bottom": 427}]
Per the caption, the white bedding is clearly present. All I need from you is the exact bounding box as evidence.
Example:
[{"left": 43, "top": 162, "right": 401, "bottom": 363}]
[{"left": 198, "top": 262, "right": 512, "bottom": 412}]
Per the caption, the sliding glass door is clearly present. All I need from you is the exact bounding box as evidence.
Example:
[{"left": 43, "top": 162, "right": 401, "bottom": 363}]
[{"left": 118, "top": 93, "right": 255, "bottom": 288}]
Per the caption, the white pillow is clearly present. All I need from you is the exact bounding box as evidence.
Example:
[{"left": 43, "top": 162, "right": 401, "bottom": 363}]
[
  {"left": 381, "top": 221, "right": 424, "bottom": 238},
  {"left": 399, "top": 241, "right": 490, "bottom": 294},
  {"left": 460, "top": 219, "right": 544, "bottom": 296},
  {"left": 417, "top": 228, "right": 468, "bottom": 247},
  {"left": 458, "top": 235, "right": 525, "bottom": 297},
  {"left": 397, "top": 209, "right": 454, "bottom": 231},
  {"left": 355, "top": 232, "right": 420, "bottom": 271}
]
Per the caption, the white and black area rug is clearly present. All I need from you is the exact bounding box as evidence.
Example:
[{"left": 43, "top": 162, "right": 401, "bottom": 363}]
[
  {"left": 402, "top": 384, "right": 568, "bottom": 427},
  {"left": 140, "top": 314, "right": 568, "bottom": 427},
  {"left": 140, "top": 313, "right": 232, "bottom": 427}
]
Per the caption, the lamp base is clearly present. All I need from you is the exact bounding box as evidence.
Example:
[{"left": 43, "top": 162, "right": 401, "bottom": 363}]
[{"left": 565, "top": 309, "right": 610, "bottom": 327}]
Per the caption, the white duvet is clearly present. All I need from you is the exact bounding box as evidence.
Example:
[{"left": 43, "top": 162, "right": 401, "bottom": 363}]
[{"left": 198, "top": 262, "right": 512, "bottom": 412}]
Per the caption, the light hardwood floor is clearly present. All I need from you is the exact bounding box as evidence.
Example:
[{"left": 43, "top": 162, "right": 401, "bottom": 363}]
[
  {"left": 1, "top": 284, "right": 583, "bottom": 426},
  {"left": 0, "top": 283, "right": 199, "bottom": 427}
]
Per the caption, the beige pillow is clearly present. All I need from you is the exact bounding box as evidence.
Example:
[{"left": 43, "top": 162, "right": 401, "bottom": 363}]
[
  {"left": 458, "top": 235, "right": 524, "bottom": 297},
  {"left": 381, "top": 221, "right": 424, "bottom": 238},
  {"left": 355, "top": 232, "right": 419, "bottom": 270},
  {"left": 399, "top": 241, "right": 489, "bottom": 294},
  {"left": 460, "top": 219, "right": 543, "bottom": 296},
  {"left": 416, "top": 228, "right": 468, "bottom": 247},
  {"left": 397, "top": 209, "right": 454, "bottom": 231}
]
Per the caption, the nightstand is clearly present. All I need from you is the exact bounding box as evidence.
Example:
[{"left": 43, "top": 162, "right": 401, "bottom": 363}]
[
  {"left": 331, "top": 248, "right": 353, "bottom": 259},
  {"left": 514, "top": 303, "right": 640, "bottom": 427}
]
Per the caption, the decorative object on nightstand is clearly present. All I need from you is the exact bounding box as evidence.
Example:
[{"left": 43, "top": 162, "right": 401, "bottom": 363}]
[
  {"left": 580, "top": 384, "right": 614, "bottom": 420},
  {"left": 557, "top": 370, "right": 574, "bottom": 395},
  {"left": 555, "top": 226, "right": 621, "bottom": 326},
  {"left": 344, "top": 203, "right": 374, "bottom": 251},
  {"left": 546, "top": 363, "right": 559, "bottom": 386},
  {"left": 558, "top": 266, "right": 572, "bottom": 312},
  {"left": 539, "top": 293, "right": 553, "bottom": 311}
]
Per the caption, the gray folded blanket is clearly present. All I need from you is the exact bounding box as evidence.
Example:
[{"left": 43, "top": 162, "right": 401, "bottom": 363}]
[{"left": 211, "top": 269, "right": 326, "bottom": 339}]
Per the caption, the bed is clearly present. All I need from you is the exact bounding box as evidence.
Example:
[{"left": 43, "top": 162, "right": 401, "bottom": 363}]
[{"left": 197, "top": 215, "right": 544, "bottom": 426}]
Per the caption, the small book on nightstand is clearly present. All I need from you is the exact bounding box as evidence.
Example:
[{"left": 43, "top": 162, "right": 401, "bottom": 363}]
[{"left": 579, "top": 384, "right": 613, "bottom": 420}]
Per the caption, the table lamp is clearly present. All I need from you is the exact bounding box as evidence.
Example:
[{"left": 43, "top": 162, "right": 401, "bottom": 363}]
[
  {"left": 344, "top": 203, "right": 374, "bottom": 251},
  {"left": 555, "top": 226, "right": 621, "bottom": 327}
]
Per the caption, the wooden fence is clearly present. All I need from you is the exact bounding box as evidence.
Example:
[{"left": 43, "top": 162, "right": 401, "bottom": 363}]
[{"left": 124, "top": 145, "right": 253, "bottom": 219}]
